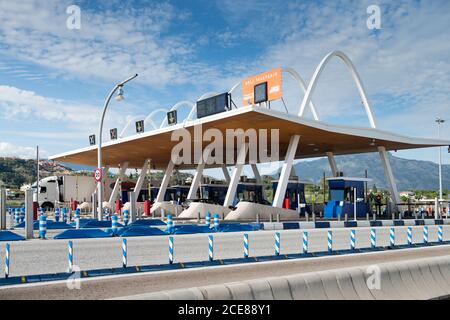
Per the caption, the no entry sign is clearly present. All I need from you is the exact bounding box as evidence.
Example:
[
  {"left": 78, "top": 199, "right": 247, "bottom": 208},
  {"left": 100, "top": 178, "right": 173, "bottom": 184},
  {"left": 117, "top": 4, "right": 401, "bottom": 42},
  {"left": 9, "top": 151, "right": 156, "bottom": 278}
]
[{"left": 94, "top": 168, "right": 102, "bottom": 183}]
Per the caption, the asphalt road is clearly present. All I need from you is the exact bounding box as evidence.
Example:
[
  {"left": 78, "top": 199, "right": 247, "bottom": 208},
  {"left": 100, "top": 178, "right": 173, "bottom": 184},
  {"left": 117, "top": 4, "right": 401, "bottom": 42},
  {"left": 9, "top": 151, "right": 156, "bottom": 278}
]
[
  {"left": 1, "top": 245, "right": 450, "bottom": 300},
  {"left": 0, "top": 225, "right": 448, "bottom": 278}
]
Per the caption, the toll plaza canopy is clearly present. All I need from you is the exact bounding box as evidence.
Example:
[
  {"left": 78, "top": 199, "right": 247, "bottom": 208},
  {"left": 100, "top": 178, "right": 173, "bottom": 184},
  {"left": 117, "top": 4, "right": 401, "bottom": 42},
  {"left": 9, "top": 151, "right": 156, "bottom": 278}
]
[{"left": 49, "top": 105, "right": 450, "bottom": 169}]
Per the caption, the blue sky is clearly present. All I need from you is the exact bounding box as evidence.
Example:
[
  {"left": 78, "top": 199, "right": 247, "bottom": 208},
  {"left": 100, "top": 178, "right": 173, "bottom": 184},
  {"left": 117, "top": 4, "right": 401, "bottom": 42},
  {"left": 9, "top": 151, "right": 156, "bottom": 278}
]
[{"left": 0, "top": 0, "right": 449, "bottom": 169}]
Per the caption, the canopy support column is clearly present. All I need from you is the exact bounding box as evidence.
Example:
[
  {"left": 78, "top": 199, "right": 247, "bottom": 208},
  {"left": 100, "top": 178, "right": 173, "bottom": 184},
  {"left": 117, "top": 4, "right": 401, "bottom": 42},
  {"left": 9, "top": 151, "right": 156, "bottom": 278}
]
[
  {"left": 156, "top": 159, "right": 176, "bottom": 203},
  {"left": 251, "top": 164, "right": 262, "bottom": 184},
  {"left": 378, "top": 146, "right": 400, "bottom": 212},
  {"left": 187, "top": 149, "right": 212, "bottom": 200},
  {"left": 273, "top": 135, "right": 301, "bottom": 208},
  {"left": 108, "top": 162, "right": 129, "bottom": 208},
  {"left": 133, "top": 159, "right": 151, "bottom": 202},
  {"left": 326, "top": 152, "right": 338, "bottom": 177},
  {"left": 223, "top": 143, "right": 249, "bottom": 208},
  {"left": 222, "top": 165, "right": 231, "bottom": 183}
]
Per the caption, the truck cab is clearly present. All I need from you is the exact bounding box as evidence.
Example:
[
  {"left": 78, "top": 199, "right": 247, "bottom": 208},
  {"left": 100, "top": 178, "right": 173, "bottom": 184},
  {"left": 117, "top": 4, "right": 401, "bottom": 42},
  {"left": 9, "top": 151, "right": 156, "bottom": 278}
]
[{"left": 32, "top": 176, "right": 59, "bottom": 211}]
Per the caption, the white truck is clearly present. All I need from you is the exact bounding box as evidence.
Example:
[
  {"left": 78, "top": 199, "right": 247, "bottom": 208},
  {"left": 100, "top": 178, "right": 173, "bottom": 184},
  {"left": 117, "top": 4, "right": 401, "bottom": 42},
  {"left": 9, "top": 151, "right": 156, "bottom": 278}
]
[{"left": 32, "top": 175, "right": 115, "bottom": 211}]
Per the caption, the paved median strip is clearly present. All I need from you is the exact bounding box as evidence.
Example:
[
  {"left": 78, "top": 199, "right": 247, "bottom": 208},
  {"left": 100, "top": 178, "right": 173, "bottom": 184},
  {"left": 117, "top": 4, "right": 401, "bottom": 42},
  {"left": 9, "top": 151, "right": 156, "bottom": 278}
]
[{"left": 1, "top": 234, "right": 449, "bottom": 288}]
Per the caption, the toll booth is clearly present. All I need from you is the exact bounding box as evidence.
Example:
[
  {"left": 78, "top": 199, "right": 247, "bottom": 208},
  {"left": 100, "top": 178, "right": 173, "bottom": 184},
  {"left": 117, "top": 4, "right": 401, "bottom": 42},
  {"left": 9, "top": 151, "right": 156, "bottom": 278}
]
[
  {"left": 144, "top": 186, "right": 190, "bottom": 203},
  {"left": 198, "top": 182, "right": 264, "bottom": 206},
  {"left": 271, "top": 180, "right": 312, "bottom": 215},
  {"left": 324, "top": 177, "right": 371, "bottom": 219},
  {"left": 167, "top": 185, "right": 190, "bottom": 204},
  {"left": 235, "top": 182, "right": 264, "bottom": 206}
]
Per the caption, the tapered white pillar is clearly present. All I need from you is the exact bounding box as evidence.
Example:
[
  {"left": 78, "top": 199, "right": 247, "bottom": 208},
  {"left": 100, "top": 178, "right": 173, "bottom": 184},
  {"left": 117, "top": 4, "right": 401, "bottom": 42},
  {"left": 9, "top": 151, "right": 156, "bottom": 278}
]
[
  {"left": 222, "top": 165, "right": 231, "bottom": 183},
  {"left": 156, "top": 159, "right": 176, "bottom": 203},
  {"left": 378, "top": 146, "right": 400, "bottom": 210},
  {"left": 108, "top": 162, "right": 129, "bottom": 208},
  {"left": 273, "top": 135, "right": 300, "bottom": 208},
  {"left": 133, "top": 159, "right": 150, "bottom": 200},
  {"left": 223, "top": 143, "right": 249, "bottom": 208},
  {"left": 326, "top": 152, "right": 338, "bottom": 177},
  {"left": 251, "top": 164, "right": 262, "bottom": 184},
  {"left": 187, "top": 149, "right": 211, "bottom": 200}
]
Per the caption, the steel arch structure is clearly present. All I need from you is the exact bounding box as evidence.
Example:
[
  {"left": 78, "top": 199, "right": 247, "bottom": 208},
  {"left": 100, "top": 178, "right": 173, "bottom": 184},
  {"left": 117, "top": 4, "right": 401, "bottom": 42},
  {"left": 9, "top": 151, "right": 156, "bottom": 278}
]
[{"left": 298, "top": 51, "right": 377, "bottom": 128}]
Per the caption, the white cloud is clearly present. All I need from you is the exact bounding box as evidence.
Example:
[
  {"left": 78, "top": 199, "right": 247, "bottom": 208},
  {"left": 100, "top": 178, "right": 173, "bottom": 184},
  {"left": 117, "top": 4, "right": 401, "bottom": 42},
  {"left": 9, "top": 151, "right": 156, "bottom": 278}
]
[
  {"left": 0, "top": 85, "right": 99, "bottom": 125},
  {"left": 0, "top": 141, "right": 47, "bottom": 159},
  {"left": 0, "top": 1, "right": 219, "bottom": 87}
]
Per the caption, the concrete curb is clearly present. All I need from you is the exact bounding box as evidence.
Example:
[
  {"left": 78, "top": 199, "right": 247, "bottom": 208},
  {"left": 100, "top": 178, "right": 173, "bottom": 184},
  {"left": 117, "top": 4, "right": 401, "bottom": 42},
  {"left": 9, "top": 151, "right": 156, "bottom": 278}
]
[{"left": 122, "top": 254, "right": 450, "bottom": 300}]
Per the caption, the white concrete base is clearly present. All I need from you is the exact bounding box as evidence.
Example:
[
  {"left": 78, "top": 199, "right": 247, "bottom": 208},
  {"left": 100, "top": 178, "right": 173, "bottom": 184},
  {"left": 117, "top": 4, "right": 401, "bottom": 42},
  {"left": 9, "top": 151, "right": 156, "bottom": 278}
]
[
  {"left": 78, "top": 202, "right": 91, "bottom": 211},
  {"left": 225, "top": 202, "right": 299, "bottom": 221},
  {"left": 178, "top": 202, "right": 232, "bottom": 219},
  {"left": 149, "top": 201, "right": 184, "bottom": 217},
  {"left": 123, "top": 201, "right": 144, "bottom": 213}
]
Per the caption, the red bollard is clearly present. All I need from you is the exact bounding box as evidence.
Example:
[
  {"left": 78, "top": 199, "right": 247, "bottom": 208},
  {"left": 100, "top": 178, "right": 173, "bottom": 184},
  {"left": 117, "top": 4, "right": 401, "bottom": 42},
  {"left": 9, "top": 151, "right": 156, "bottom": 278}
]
[
  {"left": 144, "top": 200, "right": 151, "bottom": 217},
  {"left": 33, "top": 202, "right": 39, "bottom": 220},
  {"left": 283, "top": 198, "right": 290, "bottom": 209},
  {"left": 115, "top": 199, "right": 122, "bottom": 214},
  {"left": 71, "top": 200, "right": 78, "bottom": 211}
]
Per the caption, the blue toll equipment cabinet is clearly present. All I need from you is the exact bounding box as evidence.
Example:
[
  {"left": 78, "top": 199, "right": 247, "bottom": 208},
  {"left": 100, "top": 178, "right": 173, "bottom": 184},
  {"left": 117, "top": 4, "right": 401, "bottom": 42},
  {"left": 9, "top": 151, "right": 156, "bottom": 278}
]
[
  {"left": 271, "top": 180, "right": 312, "bottom": 215},
  {"left": 324, "top": 177, "right": 371, "bottom": 219}
]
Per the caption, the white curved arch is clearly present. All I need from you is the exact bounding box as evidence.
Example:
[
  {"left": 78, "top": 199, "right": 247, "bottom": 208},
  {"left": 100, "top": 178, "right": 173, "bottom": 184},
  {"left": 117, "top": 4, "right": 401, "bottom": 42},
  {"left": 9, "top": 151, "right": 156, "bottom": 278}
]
[
  {"left": 185, "top": 92, "right": 220, "bottom": 122},
  {"left": 144, "top": 108, "right": 168, "bottom": 130},
  {"left": 228, "top": 69, "right": 319, "bottom": 120},
  {"left": 228, "top": 82, "right": 240, "bottom": 95},
  {"left": 298, "top": 51, "right": 377, "bottom": 128},
  {"left": 283, "top": 67, "right": 319, "bottom": 121},
  {"left": 119, "top": 115, "right": 146, "bottom": 138},
  {"left": 160, "top": 100, "right": 194, "bottom": 129}
]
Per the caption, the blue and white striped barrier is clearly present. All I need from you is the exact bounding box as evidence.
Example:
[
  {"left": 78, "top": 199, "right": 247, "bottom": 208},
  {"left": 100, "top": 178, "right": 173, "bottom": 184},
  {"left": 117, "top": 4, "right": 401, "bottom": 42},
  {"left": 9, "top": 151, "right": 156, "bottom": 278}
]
[
  {"left": 39, "top": 207, "right": 44, "bottom": 217},
  {"left": 213, "top": 214, "right": 220, "bottom": 230},
  {"left": 390, "top": 227, "right": 395, "bottom": 247},
  {"left": 74, "top": 208, "right": 80, "bottom": 229},
  {"left": 205, "top": 213, "right": 211, "bottom": 227},
  {"left": 262, "top": 219, "right": 448, "bottom": 231},
  {"left": 350, "top": 229, "right": 356, "bottom": 250},
  {"left": 123, "top": 210, "right": 129, "bottom": 226},
  {"left": 54, "top": 208, "right": 60, "bottom": 222},
  {"left": 122, "top": 238, "right": 127, "bottom": 268},
  {"left": 111, "top": 215, "right": 119, "bottom": 233},
  {"left": 423, "top": 226, "right": 429, "bottom": 244},
  {"left": 168, "top": 236, "right": 174, "bottom": 265},
  {"left": 370, "top": 228, "right": 376, "bottom": 248},
  {"left": 327, "top": 230, "right": 333, "bottom": 252},
  {"left": 39, "top": 214, "right": 47, "bottom": 239},
  {"left": 303, "top": 231, "right": 308, "bottom": 253},
  {"left": 5, "top": 243, "right": 10, "bottom": 279},
  {"left": 208, "top": 235, "right": 214, "bottom": 261},
  {"left": 19, "top": 207, "right": 25, "bottom": 223},
  {"left": 244, "top": 233, "right": 249, "bottom": 258},
  {"left": 438, "top": 225, "right": 443, "bottom": 242},
  {"left": 104, "top": 208, "right": 111, "bottom": 221},
  {"left": 61, "top": 208, "right": 67, "bottom": 223},
  {"left": 14, "top": 209, "right": 20, "bottom": 224},
  {"left": 274, "top": 232, "right": 280, "bottom": 256},
  {"left": 166, "top": 215, "right": 173, "bottom": 234},
  {"left": 407, "top": 226, "right": 413, "bottom": 245},
  {"left": 68, "top": 241, "right": 73, "bottom": 273}
]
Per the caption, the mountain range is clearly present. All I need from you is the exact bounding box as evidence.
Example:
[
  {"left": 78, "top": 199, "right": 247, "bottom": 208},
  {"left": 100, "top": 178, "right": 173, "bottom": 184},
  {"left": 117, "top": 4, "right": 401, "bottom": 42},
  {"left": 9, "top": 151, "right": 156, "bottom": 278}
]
[{"left": 283, "top": 152, "right": 449, "bottom": 191}]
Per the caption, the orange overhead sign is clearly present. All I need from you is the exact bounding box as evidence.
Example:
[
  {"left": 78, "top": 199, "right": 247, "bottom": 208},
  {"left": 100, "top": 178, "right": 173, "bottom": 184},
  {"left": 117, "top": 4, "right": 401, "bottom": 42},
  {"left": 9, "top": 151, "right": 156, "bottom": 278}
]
[{"left": 242, "top": 67, "right": 282, "bottom": 106}]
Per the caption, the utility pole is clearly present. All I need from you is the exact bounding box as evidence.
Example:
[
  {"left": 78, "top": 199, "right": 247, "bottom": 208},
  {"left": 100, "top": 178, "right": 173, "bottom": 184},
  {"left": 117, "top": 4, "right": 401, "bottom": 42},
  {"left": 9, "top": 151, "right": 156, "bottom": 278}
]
[
  {"left": 436, "top": 118, "right": 445, "bottom": 202},
  {"left": 36, "top": 146, "right": 39, "bottom": 206}
]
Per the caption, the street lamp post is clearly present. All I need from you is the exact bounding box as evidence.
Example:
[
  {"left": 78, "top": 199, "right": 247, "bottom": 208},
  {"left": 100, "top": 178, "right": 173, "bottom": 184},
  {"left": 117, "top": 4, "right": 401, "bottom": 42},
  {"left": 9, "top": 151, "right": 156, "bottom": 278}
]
[
  {"left": 436, "top": 118, "right": 445, "bottom": 203},
  {"left": 97, "top": 74, "right": 138, "bottom": 221}
]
